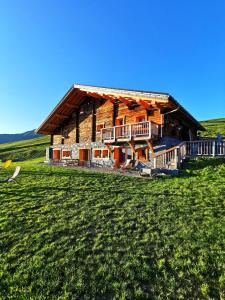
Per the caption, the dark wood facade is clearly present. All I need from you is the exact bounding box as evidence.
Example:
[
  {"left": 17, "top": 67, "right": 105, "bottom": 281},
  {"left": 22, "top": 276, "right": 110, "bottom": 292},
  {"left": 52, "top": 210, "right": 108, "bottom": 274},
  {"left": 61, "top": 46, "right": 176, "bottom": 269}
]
[{"left": 36, "top": 84, "right": 204, "bottom": 163}]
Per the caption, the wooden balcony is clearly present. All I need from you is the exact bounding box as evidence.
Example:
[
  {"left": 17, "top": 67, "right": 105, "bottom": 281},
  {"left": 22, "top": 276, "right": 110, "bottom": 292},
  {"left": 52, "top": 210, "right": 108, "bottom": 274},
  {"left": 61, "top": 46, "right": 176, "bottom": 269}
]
[{"left": 101, "top": 121, "right": 159, "bottom": 143}]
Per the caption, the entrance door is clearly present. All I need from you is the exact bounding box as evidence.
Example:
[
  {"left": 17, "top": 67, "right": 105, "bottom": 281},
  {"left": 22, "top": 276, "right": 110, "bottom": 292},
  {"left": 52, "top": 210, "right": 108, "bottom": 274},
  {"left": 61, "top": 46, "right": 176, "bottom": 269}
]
[
  {"left": 116, "top": 118, "right": 124, "bottom": 126},
  {"left": 79, "top": 149, "right": 90, "bottom": 161},
  {"left": 119, "top": 148, "right": 126, "bottom": 163},
  {"left": 53, "top": 149, "right": 61, "bottom": 160},
  {"left": 114, "top": 147, "right": 132, "bottom": 164}
]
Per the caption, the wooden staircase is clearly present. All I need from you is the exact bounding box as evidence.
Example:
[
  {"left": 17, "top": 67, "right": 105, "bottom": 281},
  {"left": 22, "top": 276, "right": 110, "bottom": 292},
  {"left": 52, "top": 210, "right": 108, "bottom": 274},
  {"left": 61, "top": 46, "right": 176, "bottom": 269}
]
[{"left": 152, "top": 140, "right": 225, "bottom": 170}]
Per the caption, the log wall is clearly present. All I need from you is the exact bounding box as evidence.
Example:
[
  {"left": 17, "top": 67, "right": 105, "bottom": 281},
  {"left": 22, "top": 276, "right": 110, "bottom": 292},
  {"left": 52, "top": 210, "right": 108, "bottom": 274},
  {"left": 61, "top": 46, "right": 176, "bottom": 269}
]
[
  {"left": 95, "top": 99, "right": 114, "bottom": 142},
  {"left": 116, "top": 103, "right": 147, "bottom": 123},
  {"left": 51, "top": 97, "right": 168, "bottom": 145}
]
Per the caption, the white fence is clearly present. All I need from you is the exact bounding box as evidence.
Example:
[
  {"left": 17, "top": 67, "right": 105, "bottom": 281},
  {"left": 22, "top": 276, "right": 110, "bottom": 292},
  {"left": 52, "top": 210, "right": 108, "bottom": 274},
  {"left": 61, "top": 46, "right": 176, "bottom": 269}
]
[
  {"left": 153, "top": 140, "right": 225, "bottom": 170},
  {"left": 101, "top": 121, "right": 158, "bottom": 142}
]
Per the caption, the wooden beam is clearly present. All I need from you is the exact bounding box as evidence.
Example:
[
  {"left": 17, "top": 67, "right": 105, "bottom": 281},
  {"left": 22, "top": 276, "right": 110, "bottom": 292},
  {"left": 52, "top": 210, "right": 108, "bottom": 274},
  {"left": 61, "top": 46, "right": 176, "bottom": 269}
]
[
  {"left": 118, "top": 96, "right": 135, "bottom": 107},
  {"left": 87, "top": 92, "right": 103, "bottom": 99},
  {"left": 105, "top": 143, "right": 113, "bottom": 154},
  {"left": 47, "top": 122, "right": 59, "bottom": 128},
  {"left": 146, "top": 139, "right": 155, "bottom": 157},
  {"left": 137, "top": 100, "right": 152, "bottom": 110},
  {"left": 145, "top": 147, "right": 149, "bottom": 160},
  {"left": 128, "top": 141, "right": 136, "bottom": 156},
  {"left": 102, "top": 94, "right": 117, "bottom": 103},
  {"left": 65, "top": 103, "right": 76, "bottom": 108},
  {"left": 55, "top": 113, "right": 69, "bottom": 119},
  {"left": 137, "top": 99, "right": 164, "bottom": 110}
]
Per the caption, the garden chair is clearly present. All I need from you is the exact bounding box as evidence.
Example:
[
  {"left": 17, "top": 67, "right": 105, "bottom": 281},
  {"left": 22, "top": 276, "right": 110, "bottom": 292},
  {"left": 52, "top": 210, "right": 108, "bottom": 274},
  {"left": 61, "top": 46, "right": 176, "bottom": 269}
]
[
  {"left": 0, "top": 166, "right": 21, "bottom": 184},
  {"left": 120, "top": 159, "right": 133, "bottom": 170},
  {"left": 2, "top": 160, "right": 12, "bottom": 169}
]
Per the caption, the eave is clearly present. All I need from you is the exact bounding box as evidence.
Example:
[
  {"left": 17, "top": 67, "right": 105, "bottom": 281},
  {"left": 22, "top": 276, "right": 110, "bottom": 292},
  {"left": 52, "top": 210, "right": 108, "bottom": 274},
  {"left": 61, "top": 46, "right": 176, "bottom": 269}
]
[{"left": 36, "top": 84, "right": 205, "bottom": 134}]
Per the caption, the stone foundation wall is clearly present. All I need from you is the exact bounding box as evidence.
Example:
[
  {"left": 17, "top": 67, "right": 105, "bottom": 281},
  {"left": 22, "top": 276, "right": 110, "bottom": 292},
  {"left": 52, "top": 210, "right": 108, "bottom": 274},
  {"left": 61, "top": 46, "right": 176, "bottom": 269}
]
[{"left": 49, "top": 141, "right": 113, "bottom": 167}]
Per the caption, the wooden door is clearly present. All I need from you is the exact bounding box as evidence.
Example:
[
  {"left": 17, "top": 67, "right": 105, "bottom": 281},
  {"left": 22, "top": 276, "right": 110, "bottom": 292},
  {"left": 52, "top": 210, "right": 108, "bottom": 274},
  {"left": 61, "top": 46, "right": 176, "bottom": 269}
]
[
  {"left": 53, "top": 149, "right": 61, "bottom": 160},
  {"left": 114, "top": 147, "right": 126, "bottom": 163},
  {"left": 116, "top": 118, "right": 124, "bottom": 126},
  {"left": 79, "top": 149, "right": 90, "bottom": 161},
  {"left": 114, "top": 147, "right": 120, "bottom": 161},
  {"left": 119, "top": 148, "right": 126, "bottom": 163}
]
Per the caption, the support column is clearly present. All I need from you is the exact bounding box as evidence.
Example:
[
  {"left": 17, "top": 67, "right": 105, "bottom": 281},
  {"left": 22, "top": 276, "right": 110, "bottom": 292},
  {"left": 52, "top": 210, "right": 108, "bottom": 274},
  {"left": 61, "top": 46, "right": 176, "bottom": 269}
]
[
  {"left": 146, "top": 139, "right": 155, "bottom": 157},
  {"left": 50, "top": 134, "right": 53, "bottom": 145},
  {"left": 128, "top": 141, "right": 136, "bottom": 159}
]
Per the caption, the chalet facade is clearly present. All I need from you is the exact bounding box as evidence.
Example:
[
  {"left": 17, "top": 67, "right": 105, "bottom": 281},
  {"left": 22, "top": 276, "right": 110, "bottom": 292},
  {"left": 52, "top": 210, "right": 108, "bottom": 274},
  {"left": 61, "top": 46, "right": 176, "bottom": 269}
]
[{"left": 36, "top": 84, "right": 205, "bottom": 167}]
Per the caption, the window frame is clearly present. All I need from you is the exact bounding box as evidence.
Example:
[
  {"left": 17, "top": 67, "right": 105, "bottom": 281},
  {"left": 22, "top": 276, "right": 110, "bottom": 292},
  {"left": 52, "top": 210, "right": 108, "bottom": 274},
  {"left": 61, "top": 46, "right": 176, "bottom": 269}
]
[
  {"left": 96, "top": 122, "right": 105, "bottom": 133},
  {"left": 92, "top": 148, "right": 110, "bottom": 160},
  {"left": 62, "top": 149, "right": 72, "bottom": 159}
]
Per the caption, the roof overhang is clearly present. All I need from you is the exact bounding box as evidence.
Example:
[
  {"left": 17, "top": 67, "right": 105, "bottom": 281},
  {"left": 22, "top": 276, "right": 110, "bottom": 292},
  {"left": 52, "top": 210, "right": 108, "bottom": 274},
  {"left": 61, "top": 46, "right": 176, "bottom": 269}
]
[{"left": 36, "top": 84, "right": 205, "bottom": 134}]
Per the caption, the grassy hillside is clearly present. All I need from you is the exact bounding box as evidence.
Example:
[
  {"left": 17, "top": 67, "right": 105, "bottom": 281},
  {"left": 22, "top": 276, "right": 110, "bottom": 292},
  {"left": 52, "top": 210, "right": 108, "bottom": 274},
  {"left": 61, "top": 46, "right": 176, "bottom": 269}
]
[
  {"left": 200, "top": 118, "right": 225, "bottom": 137},
  {"left": 0, "top": 157, "right": 224, "bottom": 298},
  {"left": 0, "top": 118, "right": 224, "bottom": 162},
  {"left": 0, "top": 129, "right": 42, "bottom": 144},
  {"left": 0, "top": 135, "right": 49, "bottom": 161}
]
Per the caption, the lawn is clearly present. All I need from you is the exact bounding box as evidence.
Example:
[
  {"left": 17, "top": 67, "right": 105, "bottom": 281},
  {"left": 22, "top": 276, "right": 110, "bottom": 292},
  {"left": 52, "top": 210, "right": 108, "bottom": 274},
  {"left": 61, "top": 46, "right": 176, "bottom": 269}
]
[
  {"left": 0, "top": 136, "right": 49, "bottom": 162},
  {"left": 0, "top": 157, "right": 225, "bottom": 299},
  {"left": 200, "top": 118, "right": 225, "bottom": 137}
]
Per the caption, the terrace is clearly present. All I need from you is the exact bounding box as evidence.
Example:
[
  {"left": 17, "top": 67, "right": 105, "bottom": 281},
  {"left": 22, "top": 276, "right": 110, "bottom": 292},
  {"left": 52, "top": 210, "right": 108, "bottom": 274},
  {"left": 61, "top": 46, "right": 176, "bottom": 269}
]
[{"left": 101, "top": 121, "right": 159, "bottom": 143}]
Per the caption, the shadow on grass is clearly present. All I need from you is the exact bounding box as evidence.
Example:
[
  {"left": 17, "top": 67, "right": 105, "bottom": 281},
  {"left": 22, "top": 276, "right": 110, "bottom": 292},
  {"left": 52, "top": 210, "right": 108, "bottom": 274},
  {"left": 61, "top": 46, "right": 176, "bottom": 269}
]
[{"left": 181, "top": 157, "right": 225, "bottom": 170}]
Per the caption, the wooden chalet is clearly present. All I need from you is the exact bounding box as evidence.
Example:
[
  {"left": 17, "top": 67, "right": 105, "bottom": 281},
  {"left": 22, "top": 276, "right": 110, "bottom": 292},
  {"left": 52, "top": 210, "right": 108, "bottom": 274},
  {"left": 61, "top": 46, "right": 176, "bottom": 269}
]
[{"left": 37, "top": 84, "right": 208, "bottom": 169}]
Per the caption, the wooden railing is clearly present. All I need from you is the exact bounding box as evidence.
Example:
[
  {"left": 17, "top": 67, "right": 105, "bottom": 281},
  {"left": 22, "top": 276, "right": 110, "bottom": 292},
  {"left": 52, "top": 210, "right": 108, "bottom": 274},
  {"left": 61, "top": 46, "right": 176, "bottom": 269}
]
[
  {"left": 186, "top": 141, "right": 225, "bottom": 156},
  {"left": 153, "top": 146, "right": 179, "bottom": 169},
  {"left": 47, "top": 139, "right": 225, "bottom": 169},
  {"left": 101, "top": 121, "right": 158, "bottom": 142},
  {"left": 152, "top": 140, "right": 225, "bottom": 170}
]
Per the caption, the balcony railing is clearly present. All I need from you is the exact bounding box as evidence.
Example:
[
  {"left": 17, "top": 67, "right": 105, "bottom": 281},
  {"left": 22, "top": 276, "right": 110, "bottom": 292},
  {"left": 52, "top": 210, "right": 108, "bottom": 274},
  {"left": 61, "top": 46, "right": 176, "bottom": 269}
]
[{"left": 101, "top": 121, "right": 158, "bottom": 142}]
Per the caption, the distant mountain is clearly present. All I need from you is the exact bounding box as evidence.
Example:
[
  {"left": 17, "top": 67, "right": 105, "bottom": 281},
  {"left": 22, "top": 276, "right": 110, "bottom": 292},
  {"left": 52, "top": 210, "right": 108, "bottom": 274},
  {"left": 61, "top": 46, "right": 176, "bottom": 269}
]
[{"left": 0, "top": 130, "right": 43, "bottom": 144}]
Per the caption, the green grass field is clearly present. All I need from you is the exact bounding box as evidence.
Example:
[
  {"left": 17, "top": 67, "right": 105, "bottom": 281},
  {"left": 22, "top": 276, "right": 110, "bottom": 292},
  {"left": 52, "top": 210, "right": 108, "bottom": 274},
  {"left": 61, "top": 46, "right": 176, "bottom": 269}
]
[
  {"left": 200, "top": 118, "right": 225, "bottom": 137},
  {"left": 0, "top": 135, "right": 49, "bottom": 162},
  {"left": 0, "top": 118, "right": 225, "bottom": 298},
  {"left": 0, "top": 158, "right": 225, "bottom": 299}
]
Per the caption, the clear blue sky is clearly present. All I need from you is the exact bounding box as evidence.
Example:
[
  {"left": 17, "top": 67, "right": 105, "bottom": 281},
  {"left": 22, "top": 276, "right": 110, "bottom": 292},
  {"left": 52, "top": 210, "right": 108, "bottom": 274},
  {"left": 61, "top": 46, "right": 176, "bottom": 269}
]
[{"left": 0, "top": 0, "right": 224, "bottom": 133}]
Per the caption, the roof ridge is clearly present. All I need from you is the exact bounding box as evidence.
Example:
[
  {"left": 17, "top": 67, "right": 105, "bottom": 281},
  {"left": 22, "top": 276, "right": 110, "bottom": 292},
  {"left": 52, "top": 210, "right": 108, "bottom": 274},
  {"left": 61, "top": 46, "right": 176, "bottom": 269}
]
[{"left": 74, "top": 83, "right": 170, "bottom": 96}]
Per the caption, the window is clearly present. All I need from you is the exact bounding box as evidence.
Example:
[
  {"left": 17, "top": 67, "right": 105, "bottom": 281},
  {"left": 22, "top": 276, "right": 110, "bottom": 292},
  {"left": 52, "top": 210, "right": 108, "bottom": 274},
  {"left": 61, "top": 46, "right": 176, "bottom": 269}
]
[
  {"left": 127, "top": 148, "right": 132, "bottom": 159},
  {"left": 63, "top": 129, "right": 69, "bottom": 138},
  {"left": 96, "top": 123, "right": 105, "bottom": 133},
  {"left": 136, "top": 115, "right": 146, "bottom": 123},
  {"left": 94, "top": 149, "right": 101, "bottom": 158},
  {"left": 116, "top": 118, "right": 124, "bottom": 126},
  {"left": 102, "top": 149, "right": 109, "bottom": 158},
  {"left": 93, "top": 149, "right": 109, "bottom": 159},
  {"left": 62, "top": 150, "right": 71, "bottom": 158},
  {"left": 137, "top": 147, "right": 147, "bottom": 161}
]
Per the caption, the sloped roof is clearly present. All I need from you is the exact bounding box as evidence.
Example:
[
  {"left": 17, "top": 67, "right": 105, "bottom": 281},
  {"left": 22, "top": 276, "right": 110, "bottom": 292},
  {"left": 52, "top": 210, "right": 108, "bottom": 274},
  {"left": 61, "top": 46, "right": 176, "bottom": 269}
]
[{"left": 36, "top": 83, "right": 205, "bottom": 134}]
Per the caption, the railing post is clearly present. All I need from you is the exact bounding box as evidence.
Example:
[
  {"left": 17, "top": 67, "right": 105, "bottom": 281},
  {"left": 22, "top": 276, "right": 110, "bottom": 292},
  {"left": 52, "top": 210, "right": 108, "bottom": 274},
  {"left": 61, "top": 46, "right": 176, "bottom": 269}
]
[
  {"left": 176, "top": 147, "right": 180, "bottom": 168},
  {"left": 101, "top": 129, "right": 103, "bottom": 142},
  {"left": 149, "top": 122, "right": 151, "bottom": 138},
  {"left": 153, "top": 157, "right": 156, "bottom": 169},
  {"left": 114, "top": 127, "right": 116, "bottom": 141},
  {"left": 212, "top": 141, "right": 216, "bottom": 156},
  {"left": 129, "top": 124, "right": 132, "bottom": 140},
  {"left": 46, "top": 147, "right": 50, "bottom": 161}
]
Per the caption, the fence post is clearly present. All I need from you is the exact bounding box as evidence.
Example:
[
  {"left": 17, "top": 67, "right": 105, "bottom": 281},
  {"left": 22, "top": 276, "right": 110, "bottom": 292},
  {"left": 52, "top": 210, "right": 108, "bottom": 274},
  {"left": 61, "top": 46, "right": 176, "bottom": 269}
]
[
  {"left": 149, "top": 122, "right": 151, "bottom": 138},
  {"left": 153, "top": 157, "right": 156, "bottom": 169},
  {"left": 46, "top": 147, "right": 50, "bottom": 161},
  {"left": 174, "top": 148, "right": 178, "bottom": 168},
  {"left": 101, "top": 129, "right": 103, "bottom": 142},
  {"left": 212, "top": 141, "right": 216, "bottom": 157},
  {"left": 176, "top": 147, "right": 181, "bottom": 168}
]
